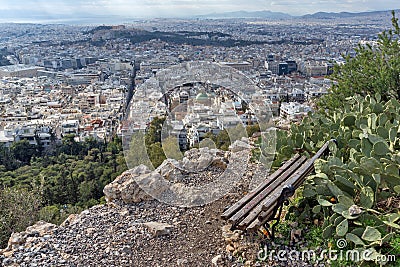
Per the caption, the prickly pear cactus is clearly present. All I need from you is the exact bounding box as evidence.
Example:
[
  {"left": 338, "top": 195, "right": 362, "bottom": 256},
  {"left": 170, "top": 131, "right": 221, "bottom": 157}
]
[{"left": 275, "top": 94, "right": 400, "bottom": 264}]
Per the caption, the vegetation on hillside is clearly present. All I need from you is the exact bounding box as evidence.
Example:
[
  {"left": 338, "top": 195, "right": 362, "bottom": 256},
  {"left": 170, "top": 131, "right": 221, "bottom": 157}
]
[
  {"left": 0, "top": 47, "right": 11, "bottom": 66},
  {"left": 318, "top": 10, "right": 400, "bottom": 109},
  {"left": 273, "top": 95, "right": 400, "bottom": 265},
  {"left": 268, "top": 11, "right": 400, "bottom": 266},
  {"left": 0, "top": 136, "right": 127, "bottom": 248}
]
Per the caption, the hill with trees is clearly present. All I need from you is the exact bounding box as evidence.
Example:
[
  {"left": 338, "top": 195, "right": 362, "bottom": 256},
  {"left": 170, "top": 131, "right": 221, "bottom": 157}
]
[{"left": 0, "top": 136, "right": 127, "bottom": 247}]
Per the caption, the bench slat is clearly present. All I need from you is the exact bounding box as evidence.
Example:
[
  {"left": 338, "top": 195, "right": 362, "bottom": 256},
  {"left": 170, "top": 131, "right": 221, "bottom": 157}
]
[
  {"left": 221, "top": 154, "right": 301, "bottom": 220},
  {"left": 246, "top": 159, "right": 316, "bottom": 230},
  {"left": 248, "top": 141, "right": 332, "bottom": 230},
  {"left": 235, "top": 156, "right": 308, "bottom": 229},
  {"left": 222, "top": 139, "right": 333, "bottom": 233}
]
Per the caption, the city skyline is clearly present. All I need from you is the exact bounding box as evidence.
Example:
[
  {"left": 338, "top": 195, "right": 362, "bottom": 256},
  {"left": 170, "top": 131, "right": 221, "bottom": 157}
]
[{"left": 0, "top": 0, "right": 399, "bottom": 21}]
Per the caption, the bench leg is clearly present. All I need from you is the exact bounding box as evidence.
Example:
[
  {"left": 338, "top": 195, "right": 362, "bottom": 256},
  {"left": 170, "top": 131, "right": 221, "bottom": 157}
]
[{"left": 263, "top": 185, "right": 295, "bottom": 240}]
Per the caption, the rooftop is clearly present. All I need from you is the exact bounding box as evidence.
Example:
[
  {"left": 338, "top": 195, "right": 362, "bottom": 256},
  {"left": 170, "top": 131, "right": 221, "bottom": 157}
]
[{"left": 0, "top": 64, "right": 42, "bottom": 72}]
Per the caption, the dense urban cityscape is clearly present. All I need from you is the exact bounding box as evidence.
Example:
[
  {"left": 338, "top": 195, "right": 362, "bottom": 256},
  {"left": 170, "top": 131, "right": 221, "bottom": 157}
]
[{"left": 0, "top": 12, "right": 394, "bottom": 148}]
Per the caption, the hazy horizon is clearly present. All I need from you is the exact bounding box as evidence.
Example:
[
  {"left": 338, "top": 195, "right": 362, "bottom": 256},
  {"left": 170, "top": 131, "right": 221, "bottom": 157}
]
[{"left": 0, "top": 0, "right": 398, "bottom": 23}]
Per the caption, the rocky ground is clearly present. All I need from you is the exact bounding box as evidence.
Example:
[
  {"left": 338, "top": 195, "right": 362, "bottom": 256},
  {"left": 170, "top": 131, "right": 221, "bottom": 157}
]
[
  {"left": 0, "top": 141, "right": 324, "bottom": 267},
  {"left": 1, "top": 200, "right": 237, "bottom": 266}
]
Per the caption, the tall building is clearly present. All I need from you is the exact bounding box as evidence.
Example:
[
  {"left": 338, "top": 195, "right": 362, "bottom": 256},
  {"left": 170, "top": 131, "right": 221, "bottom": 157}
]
[
  {"left": 267, "top": 61, "right": 289, "bottom": 76},
  {"left": 285, "top": 60, "right": 298, "bottom": 73}
]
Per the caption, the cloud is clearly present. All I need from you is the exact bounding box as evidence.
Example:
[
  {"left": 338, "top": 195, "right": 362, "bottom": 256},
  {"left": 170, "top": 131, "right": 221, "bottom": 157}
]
[{"left": 0, "top": 0, "right": 398, "bottom": 17}]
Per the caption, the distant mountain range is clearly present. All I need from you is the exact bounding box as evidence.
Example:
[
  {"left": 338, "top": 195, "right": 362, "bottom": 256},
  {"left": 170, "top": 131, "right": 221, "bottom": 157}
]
[
  {"left": 0, "top": 9, "right": 399, "bottom": 24},
  {"left": 197, "top": 9, "right": 399, "bottom": 19},
  {"left": 196, "top": 10, "right": 291, "bottom": 19},
  {"left": 301, "top": 10, "right": 399, "bottom": 19}
]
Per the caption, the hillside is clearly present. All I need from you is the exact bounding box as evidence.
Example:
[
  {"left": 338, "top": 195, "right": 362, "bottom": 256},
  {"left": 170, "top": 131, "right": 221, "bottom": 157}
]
[
  {"left": 197, "top": 9, "right": 399, "bottom": 20},
  {"left": 0, "top": 144, "right": 266, "bottom": 267},
  {"left": 197, "top": 10, "right": 292, "bottom": 19}
]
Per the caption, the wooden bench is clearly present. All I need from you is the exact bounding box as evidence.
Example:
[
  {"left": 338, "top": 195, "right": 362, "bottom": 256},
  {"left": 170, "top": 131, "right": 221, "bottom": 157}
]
[{"left": 221, "top": 139, "right": 335, "bottom": 239}]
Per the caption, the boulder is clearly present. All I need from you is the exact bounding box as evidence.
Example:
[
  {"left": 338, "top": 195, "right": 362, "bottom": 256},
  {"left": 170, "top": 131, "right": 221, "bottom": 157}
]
[
  {"left": 120, "top": 177, "right": 153, "bottom": 203},
  {"left": 181, "top": 157, "right": 198, "bottom": 172},
  {"left": 25, "top": 221, "right": 57, "bottom": 236},
  {"left": 179, "top": 147, "right": 227, "bottom": 172},
  {"left": 196, "top": 154, "right": 213, "bottom": 170},
  {"left": 7, "top": 232, "right": 25, "bottom": 251},
  {"left": 103, "top": 165, "right": 153, "bottom": 204},
  {"left": 211, "top": 158, "right": 227, "bottom": 170},
  {"left": 2, "top": 221, "right": 57, "bottom": 252},
  {"left": 229, "top": 140, "right": 252, "bottom": 153},
  {"left": 60, "top": 214, "right": 78, "bottom": 227},
  {"left": 157, "top": 160, "right": 184, "bottom": 181},
  {"left": 183, "top": 148, "right": 199, "bottom": 159},
  {"left": 211, "top": 254, "right": 222, "bottom": 266},
  {"left": 143, "top": 222, "right": 173, "bottom": 237}
]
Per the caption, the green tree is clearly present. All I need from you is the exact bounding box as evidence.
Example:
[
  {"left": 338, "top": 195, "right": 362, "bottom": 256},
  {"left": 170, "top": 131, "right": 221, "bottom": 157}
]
[
  {"left": 125, "top": 131, "right": 153, "bottom": 169},
  {"left": 145, "top": 117, "right": 165, "bottom": 144},
  {"left": 246, "top": 124, "right": 261, "bottom": 137},
  {"left": 0, "top": 134, "right": 128, "bottom": 248},
  {"left": 0, "top": 144, "right": 14, "bottom": 170},
  {"left": 107, "top": 135, "right": 122, "bottom": 154},
  {"left": 39, "top": 204, "right": 83, "bottom": 226},
  {"left": 216, "top": 129, "right": 231, "bottom": 151},
  {"left": 11, "top": 140, "right": 39, "bottom": 164},
  {"left": 0, "top": 187, "right": 42, "bottom": 248},
  {"left": 78, "top": 180, "right": 102, "bottom": 203},
  {"left": 162, "top": 136, "right": 183, "bottom": 161},
  {"left": 147, "top": 142, "right": 166, "bottom": 168},
  {"left": 60, "top": 134, "right": 81, "bottom": 155},
  {"left": 38, "top": 205, "right": 60, "bottom": 223}
]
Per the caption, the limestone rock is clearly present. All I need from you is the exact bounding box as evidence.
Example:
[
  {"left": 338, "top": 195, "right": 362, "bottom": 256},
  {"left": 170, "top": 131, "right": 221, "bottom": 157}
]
[
  {"left": 211, "top": 254, "right": 222, "bottom": 266},
  {"left": 60, "top": 214, "right": 78, "bottom": 227},
  {"left": 25, "top": 221, "right": 57, "bottom": 237},
  {"left": 229, "top": 140, "right": 252, "bottom": 153},
  {"left": 8, "top": 232, "right": 25, "bottom": 250},
  {"left": 211, "top": 157, "right": 227, "bottom": 169},
  {"left": 177, "top": 258, "right": 188, "bottom": 266},
  {"left": 0, "top": 185, "right": 238, "bottom": 267},
  {"left": 103, "top": 165, "right": 153, "bottom": 204},
  {"left": 157, "top": 146, "right": 229, "bottom": 176},
  {"left": 222, "top": 224, "right": 242, "bottom": 243},
  {"left": 226, "top": 244, "right": 235, "bottom": 252},
  {"left": 143, "top": 222, "right": 173, "bottom": 237},
  {"left": 2, "top": 221, "right": 57, "bottom": 253},
  {"left": 197, "top": 154, "right": 213, "bottom": 170},
  {"left": 156, "top": 159, "right": 184, "bottom": 181},
  {"left": 181, "top": 157, "right": 198, "bottom": 172}
]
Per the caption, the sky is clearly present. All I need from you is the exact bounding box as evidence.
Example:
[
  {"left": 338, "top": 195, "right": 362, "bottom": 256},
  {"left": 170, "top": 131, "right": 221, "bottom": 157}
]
[{"left": 0, "top": 0, "right": 399, "bottom": 18}]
